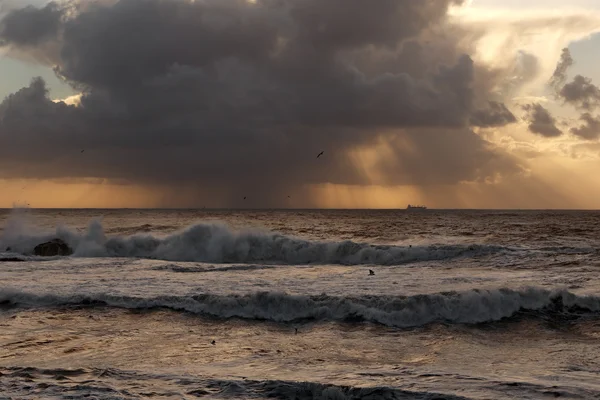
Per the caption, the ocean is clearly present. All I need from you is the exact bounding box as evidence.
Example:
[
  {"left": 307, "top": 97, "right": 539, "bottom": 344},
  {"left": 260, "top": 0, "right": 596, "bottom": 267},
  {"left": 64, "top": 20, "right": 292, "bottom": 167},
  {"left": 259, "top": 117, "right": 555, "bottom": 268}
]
[{"left": 1, "top": 208, "right": 599, "bottom": 399}]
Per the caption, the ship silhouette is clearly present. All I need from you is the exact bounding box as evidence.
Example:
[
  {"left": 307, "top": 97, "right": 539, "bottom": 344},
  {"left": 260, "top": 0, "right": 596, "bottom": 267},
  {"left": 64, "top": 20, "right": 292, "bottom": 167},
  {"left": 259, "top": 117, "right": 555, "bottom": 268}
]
[{"left": 406, "top": 204, "right": 427, "bottom": 210}]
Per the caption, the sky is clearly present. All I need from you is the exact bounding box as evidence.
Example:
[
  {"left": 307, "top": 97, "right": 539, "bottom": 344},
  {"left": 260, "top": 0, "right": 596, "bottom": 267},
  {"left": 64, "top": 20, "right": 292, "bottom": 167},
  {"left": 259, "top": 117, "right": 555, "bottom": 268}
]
[{"left": 1, "top": 0, "right": 600, "bottom": 209}]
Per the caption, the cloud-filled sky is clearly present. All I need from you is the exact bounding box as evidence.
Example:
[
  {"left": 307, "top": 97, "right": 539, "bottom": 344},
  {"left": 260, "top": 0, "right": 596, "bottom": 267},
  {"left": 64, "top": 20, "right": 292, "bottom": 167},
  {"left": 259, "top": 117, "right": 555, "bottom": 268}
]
[{"left": 1, "top": 0, "right": 600, "bottom": 209}]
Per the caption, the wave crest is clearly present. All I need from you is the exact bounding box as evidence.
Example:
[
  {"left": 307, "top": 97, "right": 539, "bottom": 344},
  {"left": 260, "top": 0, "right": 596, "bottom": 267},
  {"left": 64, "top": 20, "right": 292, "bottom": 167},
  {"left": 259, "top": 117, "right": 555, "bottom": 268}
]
[
  {"left": 0, "top": 219, "right": 507, "bottom": 265},
  {"left": 1, "top": 287, "right": 598, "bottom": 328}
]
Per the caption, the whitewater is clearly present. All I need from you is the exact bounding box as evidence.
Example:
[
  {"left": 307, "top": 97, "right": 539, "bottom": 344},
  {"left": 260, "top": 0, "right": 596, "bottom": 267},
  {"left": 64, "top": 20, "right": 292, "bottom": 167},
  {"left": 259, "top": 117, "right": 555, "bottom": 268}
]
[{"left": 1, "top": 209, "right": 600, "bottom": 399}]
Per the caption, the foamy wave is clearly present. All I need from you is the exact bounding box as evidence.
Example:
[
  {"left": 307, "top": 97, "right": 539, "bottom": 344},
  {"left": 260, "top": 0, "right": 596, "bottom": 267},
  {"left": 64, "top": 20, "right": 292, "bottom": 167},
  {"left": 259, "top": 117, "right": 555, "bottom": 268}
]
[
  {"left": 1, "top": 287, "right": 598, "bottom": 328},
  {"left": 0, "top": 219, "right": 508, "bottom": 265}
]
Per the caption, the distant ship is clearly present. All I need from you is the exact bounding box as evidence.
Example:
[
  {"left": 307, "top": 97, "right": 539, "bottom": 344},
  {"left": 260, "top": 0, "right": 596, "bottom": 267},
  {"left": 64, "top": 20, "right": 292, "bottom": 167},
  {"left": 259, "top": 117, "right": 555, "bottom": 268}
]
[{"left": 406, "top": 204, "right": 427, "bottom": 210}]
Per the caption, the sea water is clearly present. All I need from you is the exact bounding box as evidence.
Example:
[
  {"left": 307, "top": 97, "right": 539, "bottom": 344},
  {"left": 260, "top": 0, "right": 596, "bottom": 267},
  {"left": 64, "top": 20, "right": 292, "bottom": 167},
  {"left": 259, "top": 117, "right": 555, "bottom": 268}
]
[{"left": 1, "top": 208, "right": 599, "bottom": 399}]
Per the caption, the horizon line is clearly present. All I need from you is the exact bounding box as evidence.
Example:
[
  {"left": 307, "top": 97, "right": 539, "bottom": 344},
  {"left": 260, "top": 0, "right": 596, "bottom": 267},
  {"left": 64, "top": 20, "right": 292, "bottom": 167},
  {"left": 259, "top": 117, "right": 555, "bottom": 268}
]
[{"left": 2, "top": 207, "right": 600, "bottom": 211}]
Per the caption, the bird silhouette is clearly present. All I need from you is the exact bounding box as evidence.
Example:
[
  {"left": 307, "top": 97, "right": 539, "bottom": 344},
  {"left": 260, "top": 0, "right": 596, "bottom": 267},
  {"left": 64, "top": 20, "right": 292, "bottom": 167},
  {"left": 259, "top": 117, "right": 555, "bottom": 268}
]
[
  {"left": 80, "top": 150, "right": 85, "bottom": 153},
  {"left": 369, "top": 269, "right": 375, "bottom": 276},
  {"left": 316, "top": 151, "right": 324, "bottom": 158},
  {"left": 243, "top": 196, "right": 247, "bottom": 200}
]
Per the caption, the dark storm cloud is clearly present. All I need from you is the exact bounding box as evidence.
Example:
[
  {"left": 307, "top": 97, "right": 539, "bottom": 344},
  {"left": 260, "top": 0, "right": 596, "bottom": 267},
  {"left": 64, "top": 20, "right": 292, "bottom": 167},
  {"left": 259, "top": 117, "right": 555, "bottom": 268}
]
[
  {"left": 470, "top": 101, "right": 517, "bottom": 128},
  {"left": 369, "top": 128, "right": 522, "bottom": 186},
  {"left": 522, "top": 103, "right": 563, "bottom": 138},
  {"left": 0, "top": 1, "right": 62, "bottom": 46},
  {"left": 0, "top": 0, "right": 522, "bottom": 206},
  {"left": 559, "top": 75, "right": 600, "bottom": 111},
  {"left": 571, "top": 113, "right": 600, "bottom": 140},
  {"left": 549, "top": 48, "right": 573, "bottom": 91}
]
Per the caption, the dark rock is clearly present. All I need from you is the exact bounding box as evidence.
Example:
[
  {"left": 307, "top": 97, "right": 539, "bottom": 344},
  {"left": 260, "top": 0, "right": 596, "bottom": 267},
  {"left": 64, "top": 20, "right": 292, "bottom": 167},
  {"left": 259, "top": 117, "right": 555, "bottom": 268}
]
[{"left": 33, "top": 239, "right": 73, "bottom": 257}]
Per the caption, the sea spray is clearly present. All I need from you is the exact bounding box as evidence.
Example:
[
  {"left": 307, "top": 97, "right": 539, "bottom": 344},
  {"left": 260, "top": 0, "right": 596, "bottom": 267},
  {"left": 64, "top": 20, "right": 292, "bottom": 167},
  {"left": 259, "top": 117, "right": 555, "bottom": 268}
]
[{"left": 1, "top": 215, "right": 508, "bottom": 265}]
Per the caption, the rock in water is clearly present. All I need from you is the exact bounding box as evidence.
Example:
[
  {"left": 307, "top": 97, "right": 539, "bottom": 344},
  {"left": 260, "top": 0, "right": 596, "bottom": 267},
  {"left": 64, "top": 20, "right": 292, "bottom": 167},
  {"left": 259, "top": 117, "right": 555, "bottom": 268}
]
[{"left": 33, "top": 239, "right": 73, "bottom": 257}]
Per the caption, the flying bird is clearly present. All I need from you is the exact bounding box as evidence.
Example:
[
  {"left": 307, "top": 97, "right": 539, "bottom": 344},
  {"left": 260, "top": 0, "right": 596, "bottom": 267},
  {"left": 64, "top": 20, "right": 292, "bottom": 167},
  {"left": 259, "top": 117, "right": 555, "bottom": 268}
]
[
  {"left": 81, "top": 150, "right": 85, "bottom": 153},
  {"left": 243, "top": 196, "right": 247, "bottom": 200},
  {"left": 316, "top": 151, "right": 324, "bottom": 158}
]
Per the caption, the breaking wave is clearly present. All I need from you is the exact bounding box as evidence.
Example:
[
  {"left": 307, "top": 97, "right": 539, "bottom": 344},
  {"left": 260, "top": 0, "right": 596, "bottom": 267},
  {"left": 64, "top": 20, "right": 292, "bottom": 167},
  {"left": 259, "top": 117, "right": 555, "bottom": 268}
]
[
  {"left": 1, "top": 287, "right": 598, "bottom": 328},
  {"left": 0, "top": 218, "right": 509, "bottom": 265}
]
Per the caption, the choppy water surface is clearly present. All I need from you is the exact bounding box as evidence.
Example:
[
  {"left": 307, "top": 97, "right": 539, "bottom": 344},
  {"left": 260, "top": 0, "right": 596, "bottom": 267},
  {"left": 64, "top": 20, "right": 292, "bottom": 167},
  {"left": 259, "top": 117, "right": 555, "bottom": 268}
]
[{"left": 1, "top": 209, "right": 600, "bottom": 399}]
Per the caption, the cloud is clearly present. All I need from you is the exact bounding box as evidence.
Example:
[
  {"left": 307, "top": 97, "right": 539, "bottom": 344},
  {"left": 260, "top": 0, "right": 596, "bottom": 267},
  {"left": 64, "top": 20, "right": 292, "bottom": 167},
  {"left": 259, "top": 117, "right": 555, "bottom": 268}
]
[
  {"left": 571, "top": 113, "right": 600, "bottom": 140},
  {"left": 52, "top": 93, "right": 82, "bottom": 106},
  {"left": 367, "top": 128, "right": 523, "bottom": 186},
  {"left": 470, "top": 101, "right": 517, "bottom": 127},
  {"left": 547, "top": 47, "right": 600, "bottom": 112},
  {"left": 546, "top": 44, "right": 600, "bottom": 142},
  {"left": 0, "top": 0, "right": 529, "bottom": 206},
  {"left": 549, "top": 48, "right": 574, "bottom": 91},
  {"left": 0, "top": 2, "right": 62, "bottom": 46},
  {"left": 559, "top": 75, "right": 600, "bottom": 111},
  {"left": 522, "top": 103, "right": 563, "bottom": 137},
  {"left": 453, "top": 9, "right": 600, "bottom": 99},
  {"left": 548, "top": 40, "right": 600, "bottom": 140}
]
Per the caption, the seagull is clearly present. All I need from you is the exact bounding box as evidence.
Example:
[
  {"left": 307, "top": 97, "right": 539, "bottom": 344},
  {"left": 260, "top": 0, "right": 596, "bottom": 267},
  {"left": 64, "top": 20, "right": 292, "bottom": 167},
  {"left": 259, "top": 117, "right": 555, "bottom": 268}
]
[
  {"left": 369, "top": 269, "right": 375, "bottom": 276},
  {"left": 316, "top": 151, "right": 324, "bottom": 158}
]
